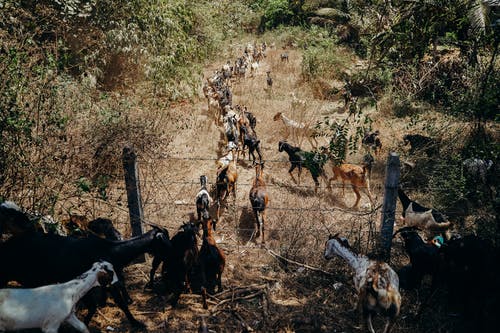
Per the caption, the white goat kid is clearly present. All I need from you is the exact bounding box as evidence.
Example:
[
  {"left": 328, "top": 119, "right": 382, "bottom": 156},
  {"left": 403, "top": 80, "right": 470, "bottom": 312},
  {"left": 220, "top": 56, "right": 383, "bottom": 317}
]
[
  {"left": 0, "top": 261, "right": 118, "bottom": 333},
  {"left": 324, "top": 235, "right": 401, "bottom": 333}
]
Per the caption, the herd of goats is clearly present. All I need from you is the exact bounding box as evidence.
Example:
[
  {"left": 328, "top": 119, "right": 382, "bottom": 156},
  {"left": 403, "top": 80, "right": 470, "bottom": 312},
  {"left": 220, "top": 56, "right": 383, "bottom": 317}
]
[{"left": 0, "top": 42, "right": 498, "bottom": 333}]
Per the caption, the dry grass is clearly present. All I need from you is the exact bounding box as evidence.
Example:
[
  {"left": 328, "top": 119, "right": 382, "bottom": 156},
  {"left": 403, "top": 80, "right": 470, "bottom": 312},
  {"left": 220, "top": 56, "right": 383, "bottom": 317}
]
[{"left": 29, "top": 41, "right": 478, "bottom": 333}]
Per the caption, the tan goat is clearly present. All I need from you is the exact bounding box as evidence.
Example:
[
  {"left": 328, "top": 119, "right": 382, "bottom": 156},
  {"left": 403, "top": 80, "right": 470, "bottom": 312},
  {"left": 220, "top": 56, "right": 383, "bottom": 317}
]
[{"left": 328, "top": 163, "right": 374, "bottom": 209}]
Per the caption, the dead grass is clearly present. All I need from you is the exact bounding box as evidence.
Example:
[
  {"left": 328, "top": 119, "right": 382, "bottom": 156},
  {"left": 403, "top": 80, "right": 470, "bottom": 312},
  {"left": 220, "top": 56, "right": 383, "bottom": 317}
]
[{"left": 41, "top": 40, "right": 481, "bottom": 333}]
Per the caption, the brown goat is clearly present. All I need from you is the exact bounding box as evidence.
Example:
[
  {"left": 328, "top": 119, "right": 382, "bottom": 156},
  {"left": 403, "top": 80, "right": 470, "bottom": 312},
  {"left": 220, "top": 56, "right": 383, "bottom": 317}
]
[
  {"left": 215, "top": 157, "right": 238, "bottom": 219},
  {"left": 328, "top": 163, "right": 373, "bottom": 209},
  {"left": 199, "top": 218, "right": 225, "bottom": 309},
  {"left": 249, "top": 162, "right": 269, "bottom": 244}
]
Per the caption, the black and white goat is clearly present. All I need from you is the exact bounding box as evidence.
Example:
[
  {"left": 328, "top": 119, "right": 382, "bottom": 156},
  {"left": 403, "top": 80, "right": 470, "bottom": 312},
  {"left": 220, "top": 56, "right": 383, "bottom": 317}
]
[
  {"left": 397, "top": 188, "right": 451, "bottom": 238},
  {"left": 324, "top": 235, "right": 401, "bottom": 333},
  {"left": 0, "top": 261, "right": 118, "bottom": 333},
  {"left": 0, "top": 201, "right": 38, "bottom": 236},
  {"left": 195, "top": 175, "right": 212, "bottom": 222}
]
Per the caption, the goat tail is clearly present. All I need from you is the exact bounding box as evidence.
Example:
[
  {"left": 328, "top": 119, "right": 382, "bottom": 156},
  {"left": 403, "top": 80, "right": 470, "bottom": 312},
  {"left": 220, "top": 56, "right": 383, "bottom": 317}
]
[{"left": 368, "top": 274, "right": 401, "bottom": 316}]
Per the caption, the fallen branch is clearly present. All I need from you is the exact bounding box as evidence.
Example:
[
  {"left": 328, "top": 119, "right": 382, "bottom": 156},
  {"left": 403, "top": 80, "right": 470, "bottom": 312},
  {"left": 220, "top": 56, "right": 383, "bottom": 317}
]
[
  {"left": 212, "top": 284, "right": 267, "bottom": 300},
  {"left": 267, "top": 249, "right": 335, "bottom": 276},
  {"left": 211, "top": 290, "right": 265, "bottom": 313}
]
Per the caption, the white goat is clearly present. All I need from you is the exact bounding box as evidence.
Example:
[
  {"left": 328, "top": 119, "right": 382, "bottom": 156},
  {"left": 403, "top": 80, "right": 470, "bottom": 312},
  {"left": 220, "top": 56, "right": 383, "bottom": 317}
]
[
  {"left": 324, "top": 235, "right": 401, "bottom": 333},
  {"left": 0, "top": 261, "right": 118, "bottom": 333},
  {"left": 273, "top": 112, "right": 318, "bottom": 148}
]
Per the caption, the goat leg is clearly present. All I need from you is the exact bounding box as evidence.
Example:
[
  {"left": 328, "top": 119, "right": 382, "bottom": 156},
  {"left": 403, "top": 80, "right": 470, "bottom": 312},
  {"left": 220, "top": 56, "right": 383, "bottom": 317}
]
[
  {"left": 201, "top": 287, "right": 209, "bottom": 309},
  {"left": 364, "top": 311, "right": 376, "bottom": 333},
  {"left": 146, "top": 256, "right": 162, "bottom": 289},
  {"left": 82, "top": 294, "right": 98, "bottom": 326},
  {"left": 66, "top": 313, "right": 90, "bottom": 333},
  {"left": 109, "top": 284, "right": 146, "bottom": 329},
  {"left": 383, "top": 319, "right": 395, "bottom": 333},
  {"left": 352, "top": 185, "right": 361, "bottom": 209}
]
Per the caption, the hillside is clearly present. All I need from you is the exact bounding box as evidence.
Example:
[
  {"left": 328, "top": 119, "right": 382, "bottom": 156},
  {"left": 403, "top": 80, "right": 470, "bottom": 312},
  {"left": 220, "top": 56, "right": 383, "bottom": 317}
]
[
  {"left": 56, "top": 44, "right": 488, "bottom": 333},
  {"left": 1, "top": 1, "right": 499, "bottom": 333}
]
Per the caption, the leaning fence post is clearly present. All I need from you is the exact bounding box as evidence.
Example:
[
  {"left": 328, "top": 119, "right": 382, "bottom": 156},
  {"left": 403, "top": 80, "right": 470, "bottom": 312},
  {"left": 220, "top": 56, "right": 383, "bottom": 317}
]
[
  {"left": 123, "top": 145, "right": 145, "bottom": 262},
  {"left": 378, "top": 152, "right": 400, "bottom": 262}
]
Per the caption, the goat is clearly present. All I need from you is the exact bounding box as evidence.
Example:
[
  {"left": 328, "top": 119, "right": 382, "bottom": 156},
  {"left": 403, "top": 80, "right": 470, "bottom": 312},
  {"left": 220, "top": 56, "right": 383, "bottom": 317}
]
[
  {"left": 266, "top": 70, "right": 273, "bottom": 90},
  {"left": 63, "top": 215, "right": 122, "bottom": 241},
  {"left": 0, "top": 261, "right": 118, "bottom": 333},
  {"left": 393, "top": 227, "right": 442, "bottom": 290},
  {"left": 0, "top": 227, "right": 172, "bottom": 328},
  {"left": 250, "top": 61, "right": 259, "bottom": 77},
  {"left": 362, "top": 130, "right": 382, "bottom": 155},
  {"left": 223, "top": 111, "right": 239, "bottom": 147},
  {"left": 236, "top": 104, "right": 257, "bottom": 134},
  {"left": 0, "top": 201, "right": 65, "bottom": 236},
  {"left": 208, "top": 91, "right": 221, "bottom": 124},
  {"left": 249, "top": 162, "right": 269, "bottom": 244},
  {"left": 462, "top": 158, "right": 494, "bottom": 184},
  {"left": 328, "top": 162, "right": 374, "bottom": 209},
  {"left": 158, "top": 222, "right": 199, "bottom": 307},
  {"left": 0, "top": 201, "right": 38, "bottom": 236},
  {"left": 216, "top": 146, "right": 237, "bottom": 173},
  {"left": 240, "top": 124, "right": 262, "bottom": 164},
  {"left": 440, "top": 235, "right": 499, "bottom": 329},
  {"left": 198, "top": 217, "right": 225, "bottom": 309},
  {"left": 397, "top": 188, "right": 451, "bottom": 238},
  {"left": 280, "top": 52, "right": 289, "bottom": 62},
  {"left": 244, "top": 107, "right": 257, "bottom": 133},
  {"left": 273, "top": 112, "right": 318, "bottom": 148},
  {"left": 278, "top": 141, "right": 328, "bottom": 193},
  {"left": 195, "top": 175, "right": 212, "bottom": 221},
  {"left": 235, "top": 104, "right": 252, "bottom": 144},
  {"left": 402, "top": 134, "right": 439, "bottom": 156},
  {"left": 215, "top": 156, "right": 238, "bottom": 219},
  {"left": 324, "top": 235, "right": 401, "bottom": 333}
]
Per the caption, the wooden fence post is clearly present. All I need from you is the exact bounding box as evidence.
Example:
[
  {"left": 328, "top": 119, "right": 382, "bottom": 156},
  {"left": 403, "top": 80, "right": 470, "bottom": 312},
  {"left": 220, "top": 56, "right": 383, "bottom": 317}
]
[
  {"left": 378, "top": 152, "right": 400, "bottom": 262},
  {"left": 122, "top": 145, "right": 145, "bottom": 262}
]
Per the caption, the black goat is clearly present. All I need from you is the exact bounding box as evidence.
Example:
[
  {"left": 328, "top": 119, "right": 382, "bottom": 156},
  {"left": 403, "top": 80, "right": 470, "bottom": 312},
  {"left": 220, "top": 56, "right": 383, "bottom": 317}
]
[
  {"left": 394, "top": 227, "right": 442, "bottom": 290},
  {"left": 362, "top": 130, "right": 382, "bottom": 155},
  {"left": 403, "top": 134, "right": 438, "bottom": 156},
  {"left": 440, "top": 235, "right": 500, "bottom": 330},
  {"left": 198, "top": 218, "right": 225, "bottom": 309},
  {"left": 0, "top": 227, "right": 172, "bottom": 328},
  {"left": 159, "top": 222, "right": 199, "bottom": 307},
  {"left": 240, "top": 124, "right": 262, "bottom": 164},
  {"left": 64, "top": 216, "right": 122, "bottom": 241},
  {"left": 278, "top": 141, "right": 328, "bottom": 193},
  {"left": 88, "top": 218, "right": 123, "bottom": 241}
]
